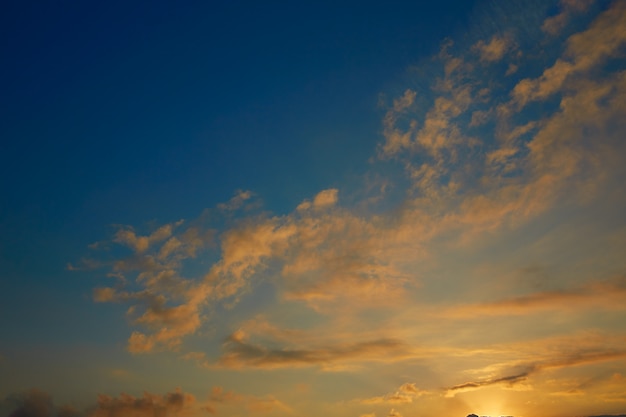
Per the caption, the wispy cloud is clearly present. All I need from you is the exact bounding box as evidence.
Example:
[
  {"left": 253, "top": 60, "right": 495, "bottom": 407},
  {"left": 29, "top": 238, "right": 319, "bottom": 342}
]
[
  {"left": 442, "top": 276, "right": 626, "bottom": 318},
  {"left": 216, "top": 330, "right": 413, "bottom": 370},
  {"left": 542, "top": 0, "right": 596, "bottom": 35},
  {"left": 84, "top": 6, "right": 626, "bottom": 403},
  {"left": 445, "top": 332, "right": 626, "bottom": 396},
  {"left": 472, "top": 35, "right": 515, "bottom": 63}
]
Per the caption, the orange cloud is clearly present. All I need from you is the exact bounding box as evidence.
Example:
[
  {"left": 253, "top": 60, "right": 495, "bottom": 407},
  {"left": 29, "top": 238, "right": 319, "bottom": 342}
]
[
  {"left": 205, "top": 386, "right": 291, "bottom": 415},
  {"left": 445, "top": 332, "right": 626, "bottom": 396},
  {"left": 86, "top": 4, "right": 626, "bottom": 377},
  {"left": 542, "top": 0, "right": 595, "bottom": 35},
  {"left": 357, "top": 383, "right": 430, "bottom": 405},
  {"left": 472, "top": 35, "right": 514, "bottom": 63},
  {"left": 442, "top": 276, "right": 626, "bottom": 318},
  {"left": 513, "top": 1, "right": 626, "bottom": 108}
]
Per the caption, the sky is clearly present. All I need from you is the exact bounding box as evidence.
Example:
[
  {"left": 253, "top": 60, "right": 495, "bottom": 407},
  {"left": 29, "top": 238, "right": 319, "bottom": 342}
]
[{"left": 1, "top": 1, "right": 626, "bottom": 416}]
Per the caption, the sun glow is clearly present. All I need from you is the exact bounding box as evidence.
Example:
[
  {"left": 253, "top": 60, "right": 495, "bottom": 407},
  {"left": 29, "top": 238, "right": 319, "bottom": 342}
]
[{"left": 465, "top": 391, "right": 516, "bottom": 417}]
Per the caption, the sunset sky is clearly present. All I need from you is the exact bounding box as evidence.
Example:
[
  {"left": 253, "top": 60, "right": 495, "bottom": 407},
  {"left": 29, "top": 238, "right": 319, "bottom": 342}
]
[{"left": 1, "top": 1, "right": 626, "bottom": 416}]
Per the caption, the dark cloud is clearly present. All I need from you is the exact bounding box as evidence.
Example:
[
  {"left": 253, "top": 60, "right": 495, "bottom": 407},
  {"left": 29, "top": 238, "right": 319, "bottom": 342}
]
[
  {"left": 89, "top": 389, "right": 195, "bottom": 417},
  {"left": 446, "top": 344, "right": 626, "bottom": 396},
  {"left": 587, "top": 415, "right": 626, "bottom": 417},
  {"left": 217, "top": 331, "right": 410, "bottom": 369},
  {"left": 1, "top": 390, "right": 79, "bottom": 417},
  {"left": 1, "top": 389, "right": 195, "bottom": 417},
  {"left": 447, "top": 372, "right": 529, "bottom": 394}
]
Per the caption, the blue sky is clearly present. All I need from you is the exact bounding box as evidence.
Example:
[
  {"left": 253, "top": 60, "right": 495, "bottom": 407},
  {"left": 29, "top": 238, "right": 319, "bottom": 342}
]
[{"left": 2, "top": 1, "right": 626, "bottom": 417}]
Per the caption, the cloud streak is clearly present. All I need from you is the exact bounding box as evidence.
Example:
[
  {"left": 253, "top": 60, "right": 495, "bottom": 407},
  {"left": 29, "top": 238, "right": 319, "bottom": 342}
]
[
  {"left": 445, "top": 332, "right": 626, "bottom": 396},
  {"left": 216, "top": 330, "right": 414, "bottom": 370}
]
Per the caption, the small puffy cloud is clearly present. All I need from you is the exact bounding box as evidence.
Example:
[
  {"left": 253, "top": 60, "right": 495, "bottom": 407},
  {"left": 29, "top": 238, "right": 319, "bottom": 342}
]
[
  {"left": 388, "top": 409, "right": 403, "bottom": 417},
  {"left": 472, "top": 35, "right": 513, "bottom": 62},
  {"left": 217, "top": 190, "right": 254, "bottom": 212},
  {"left": 378, "top": 90, "right": 417, "bottom": 157},
  {"left": 114, "top": 221, "right": 182, "bottom": 254},
  {"left": 93, "top": 287, "right": 116, "bottom": 303},
  {"left": 313, "top": 188, "right": 338, "bottom": 208},
  {"left": 298, "top": 189, "right": 339, "bottom": 211}
]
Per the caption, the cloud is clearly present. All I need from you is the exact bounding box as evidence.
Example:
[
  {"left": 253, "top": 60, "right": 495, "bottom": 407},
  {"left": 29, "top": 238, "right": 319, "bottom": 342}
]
[
  {"left": 357, "top": 383, "right": 430, "bottom": 405},
  {"left": 378, "top": 89, "right": 418, "bottom": 157},
  {"left": 313, "top": 188, "right": 339, "bottom": 208},
  {"left": 1, "top": 389, "right": 65, "bottom": 417},
  {"left": 444, "top": 332, "right": 626, "bottom": 396},
  {"left": 88, "top": 218, "right": 215, "bottom": 352},
  {"left": 86, "top": 4, "right": 626, "bottom": 387},
  {"left": 296, "top": 188, "right": 339, "bottom": 211},
  {"left": 89, "top": 389, "right": 195, "bottom": 417},
  {"left": 542, "top": 0, "right": 595, "bottom": 35},
  {"left": 472, "top": 35, "right": 514, "bottom": 62},
  {"left": 442, "top": 276, "right": 626, "bottom": 318},
  {"left": 388, "top": 409, "right": 403, "bottom": 417},
  {"left": 216, "top": 330, "right": 413, "bottom": 370},
  {"left": 445, "top": 372, "right": 530, "bottom": 396},
  {"left": 204, "top": 386, "right": 291, "bottom": 415},
  {"left": 513, "top": 1, "right": 626, "bottom": 108},
  {"left": 113, "top": 221, "right": 183, "bottom": 254},
  {"left": 2, "top": 389, "right": 197, "bottom": 417},
  {"left": 217, "top": 190, "right": 255, "bottom": 212}
]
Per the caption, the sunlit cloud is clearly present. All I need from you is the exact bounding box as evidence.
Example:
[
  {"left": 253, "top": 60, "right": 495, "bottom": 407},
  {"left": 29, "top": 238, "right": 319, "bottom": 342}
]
[
  {"left": 542, "top": 0, "right": 595, "bottom": 35},
  {"left": 89, "top": 1, "right": 626, "bottom": 363},
  {"left": 204, "top": 386, "right": 291, "bottom": 415},
  {"left": 472, "top": 35, "right": 515, "bottom": 63},
  {"left": 76, "top": 2, "right": 626, "bottom": 415},
  {"left": 357, "top": 383, "right": 431, "bottom": 405},
  {"left": 441, "top": 275, "right": 626, "bottom": 318},
  {"left": 445, "top": 332, "right": 626, "bottom": 397}
]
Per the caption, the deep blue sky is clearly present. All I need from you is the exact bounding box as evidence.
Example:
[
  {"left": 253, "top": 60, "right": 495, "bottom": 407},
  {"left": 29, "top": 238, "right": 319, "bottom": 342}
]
[
  {"left": 1, "top": 0, "right": 476, "bottom": 243},
  {"left": 0, "top": 0, "right": 476, "bottom": 352}
]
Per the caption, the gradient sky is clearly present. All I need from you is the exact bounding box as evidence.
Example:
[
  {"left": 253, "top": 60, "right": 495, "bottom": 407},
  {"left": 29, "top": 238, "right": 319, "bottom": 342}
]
[{"left": 1, "top": 1, "right": 626, "bottom": 417}]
